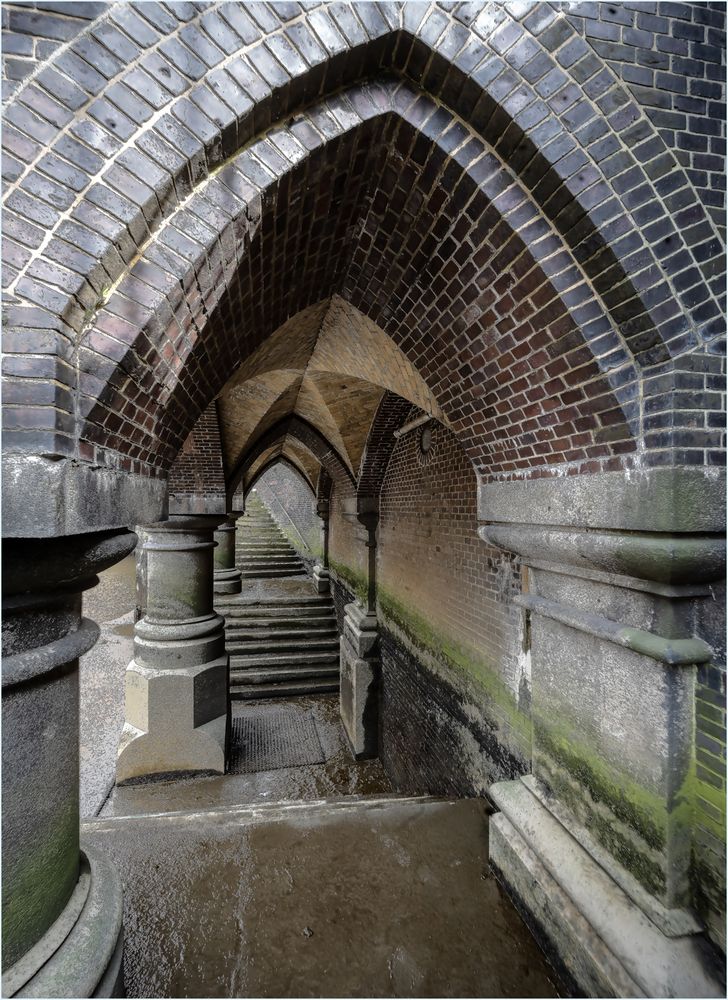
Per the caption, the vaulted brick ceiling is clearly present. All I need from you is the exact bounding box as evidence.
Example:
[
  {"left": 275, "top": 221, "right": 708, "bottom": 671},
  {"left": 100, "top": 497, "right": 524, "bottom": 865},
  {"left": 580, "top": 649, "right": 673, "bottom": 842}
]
[{"left": 216, "top": 295, "right": 446, "bottom": 481}]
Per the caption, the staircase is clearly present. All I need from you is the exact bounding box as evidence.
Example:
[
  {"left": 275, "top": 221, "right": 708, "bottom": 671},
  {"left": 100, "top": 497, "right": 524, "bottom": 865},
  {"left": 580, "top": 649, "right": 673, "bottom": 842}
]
[
  {"left": 235, "top": 494, "right": 306, "bottom": 579},
  {"left": 218, "top": 492, "right": 340, "bottom": 700}
]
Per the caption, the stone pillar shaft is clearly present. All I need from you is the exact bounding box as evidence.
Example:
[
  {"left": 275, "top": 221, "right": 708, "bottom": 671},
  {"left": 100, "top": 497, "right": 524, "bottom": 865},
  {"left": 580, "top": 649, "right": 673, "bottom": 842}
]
[
  {"left": 2, "top": 530, "right": 134, "bottom": 998},
  {"left": 117, "top": 518, "right": 229, "bottom": 783},
  {"left": 340, "top": 500, "right": 380, "bottom": 759},
  {"left": 313, "top": 498, "right": 330, "bottom": 594},
  {"left": 213, "top": 516, "right": 242, "bottom": 595}
]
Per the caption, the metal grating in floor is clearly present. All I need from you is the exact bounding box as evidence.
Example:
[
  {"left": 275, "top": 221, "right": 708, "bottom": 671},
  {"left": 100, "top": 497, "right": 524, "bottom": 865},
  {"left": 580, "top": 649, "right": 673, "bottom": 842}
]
[{"left": 228, "top": 705, "right": 326, "bottom": 774}]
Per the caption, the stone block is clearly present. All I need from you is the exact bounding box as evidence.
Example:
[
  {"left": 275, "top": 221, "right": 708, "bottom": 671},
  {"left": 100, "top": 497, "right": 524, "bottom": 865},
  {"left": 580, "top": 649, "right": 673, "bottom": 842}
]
[
  {"left": 340, "top": 602, "right": 380, "bottom": 760},
  {"left": 312, "top": 564, "right": 330, "bottom": 594},
  {"left": 117, "top": 656, "right": 227, "bottom": 783},
  {"left": 489, "top": 779, "right": 725, "bottom": 998}
]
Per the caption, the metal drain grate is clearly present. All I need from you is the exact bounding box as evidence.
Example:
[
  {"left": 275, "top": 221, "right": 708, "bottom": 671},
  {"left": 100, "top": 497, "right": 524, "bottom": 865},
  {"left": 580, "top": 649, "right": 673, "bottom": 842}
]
[{"left": 228, "top": 706, "right": 325, "bottom": 774}]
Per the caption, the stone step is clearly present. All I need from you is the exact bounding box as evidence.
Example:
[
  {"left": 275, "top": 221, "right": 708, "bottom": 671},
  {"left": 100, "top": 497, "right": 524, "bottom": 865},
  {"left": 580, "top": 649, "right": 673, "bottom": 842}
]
[
  {"left": 225, "top": 625, "right": 338, "bottom": 640},
  {"left": 238, "top": 564, "right": 305, "bottom": 574},
  {"left": 223, "top": 615, "right": 336, "bottom": 630},
  {"left": 235, "top": 531, "right": 286, "bottom": 549},
  {"left": 239, "top": 556, "right": 302, "bottom": 565},
  {"left": 220, "top": 603, "right": 334, "bottom": 618},
  {"left": 231, "top": 650, "right": 339, "bottom": 669},
  {"left": 237, "top": 543, "right": 292, "bottom": 550},
  {"left": 227, "top": 637, "right": 339, "bottom": 655},
  {"left": 239, "top": 569, "right": 305, "bottom": 579},
  {"left": 230, "top": 677, "right": 340, "bottom": 699},
  {"left": 230, "top": 663, "right": 340, "bottom": 685}
]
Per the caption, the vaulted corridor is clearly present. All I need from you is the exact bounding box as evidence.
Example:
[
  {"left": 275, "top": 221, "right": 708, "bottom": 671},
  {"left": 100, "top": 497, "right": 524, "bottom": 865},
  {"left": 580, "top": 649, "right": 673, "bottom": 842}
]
[{"left": 2, "top": 1, "right": 725, "bottom": 997}]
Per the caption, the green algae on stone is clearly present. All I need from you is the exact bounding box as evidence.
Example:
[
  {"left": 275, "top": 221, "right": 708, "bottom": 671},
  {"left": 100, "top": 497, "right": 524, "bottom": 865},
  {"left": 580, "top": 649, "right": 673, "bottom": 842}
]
[
  {"left": 2, "top": 797, "right": 79, "bottom": 967},
  {"left": 533, "top": 717, "right": 699, "bottom": 900},
  {"left": 376, "top": 588, "right": 532, "bottom": 752},
  {"left": 329, "top": 560, "right": 368, "bottom": 605}
]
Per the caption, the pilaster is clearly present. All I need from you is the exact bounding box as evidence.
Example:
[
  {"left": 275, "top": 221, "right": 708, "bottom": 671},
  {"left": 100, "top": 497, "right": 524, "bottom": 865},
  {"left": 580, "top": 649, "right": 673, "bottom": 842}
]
[
  {"left": 479, "top": 468, "right": 726, "bottom": 997},
  {"left": 340, "top": 498, "right": 380, "bottom": 759},
  {"left": 313, "top": 498, "right": 330, "bottom": 594}
]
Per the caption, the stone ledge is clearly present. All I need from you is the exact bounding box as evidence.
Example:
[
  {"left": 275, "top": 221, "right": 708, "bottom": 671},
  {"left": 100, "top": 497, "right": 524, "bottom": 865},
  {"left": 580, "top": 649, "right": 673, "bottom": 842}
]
[
  {"left": 515, "top": 593, "right": 714, "bottom": 665},
  {"left": 489, "top": 779, "right": 725, "bottom": 999}
]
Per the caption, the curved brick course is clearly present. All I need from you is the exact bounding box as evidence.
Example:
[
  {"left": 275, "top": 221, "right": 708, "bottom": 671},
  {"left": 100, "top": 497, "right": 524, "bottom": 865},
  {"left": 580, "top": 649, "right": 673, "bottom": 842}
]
[{"left": 2, "top": 1, "right": 724, "bottom": 496}]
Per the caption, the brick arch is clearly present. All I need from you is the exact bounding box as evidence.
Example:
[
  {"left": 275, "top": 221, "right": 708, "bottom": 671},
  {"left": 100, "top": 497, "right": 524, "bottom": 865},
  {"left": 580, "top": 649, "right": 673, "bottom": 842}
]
[
  {"left": 227, "top": 415, "right": 354, "bottom": 507},
  {"left": 3, "top": 2, "right": 722, "bottom": 507},
  {"left": 357, "top": 392, "right": 417, "bottom": 502},
  {"left": 71, "top": 81, "right": 650, "bottom": 497}
]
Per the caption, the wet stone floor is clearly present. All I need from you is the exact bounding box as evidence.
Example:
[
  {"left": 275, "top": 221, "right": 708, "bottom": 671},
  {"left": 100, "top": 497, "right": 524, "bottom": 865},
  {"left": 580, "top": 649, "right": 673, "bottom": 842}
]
[{"left": 80, "top": 556, "right": 563, "bottom": 998}]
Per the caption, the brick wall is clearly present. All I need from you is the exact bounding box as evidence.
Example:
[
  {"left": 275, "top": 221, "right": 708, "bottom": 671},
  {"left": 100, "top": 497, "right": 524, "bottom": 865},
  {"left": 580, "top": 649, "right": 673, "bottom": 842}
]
[
  {"left": 167, "top": 401, "right": 225, "bottom": 514},
  {"left": 562, "top": 0, "right": 726, "bottom": 233},
  {"left": 376, "top": 417, "right": 530, "bottom": 795},
  {"left": 328, "top": 467, "right": 367, "bottom": 605},
  {"left": 252, "top": 461, "right": 320, "bottom": 571},
  {"left": 1, "top": 2, "right": 108, "bottom": 103}
]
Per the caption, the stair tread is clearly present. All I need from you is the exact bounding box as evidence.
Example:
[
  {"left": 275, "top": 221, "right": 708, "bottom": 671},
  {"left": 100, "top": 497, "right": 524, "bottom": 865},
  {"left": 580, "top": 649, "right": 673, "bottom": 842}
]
[{"left": 231, "top": 665, "right": 340, "bottom": 682}]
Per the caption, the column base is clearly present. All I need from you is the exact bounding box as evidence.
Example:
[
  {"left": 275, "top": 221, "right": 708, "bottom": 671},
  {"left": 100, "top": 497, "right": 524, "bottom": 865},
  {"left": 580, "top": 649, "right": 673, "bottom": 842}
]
[
  {"left": 340, "top": 604, "right": 379, "bottom": 760},
  {"left": 312, "top": 565, "right": 330, "bottom": 594},
  {"left": 489, "top": 778, "right": 725, "bottom": 999},
  {"left": 116, "top": 656, "right": 228, "bottom": 783},
  {"left": 2, "top": 844, "right": 124, "bottom": 998},
  {"left": 213, "top": 566, "right": 242, "bottom": 595}
]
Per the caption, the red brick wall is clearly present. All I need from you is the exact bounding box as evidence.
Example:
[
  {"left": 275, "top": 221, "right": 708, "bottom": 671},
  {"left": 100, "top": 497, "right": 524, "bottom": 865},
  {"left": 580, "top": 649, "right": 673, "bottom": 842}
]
[
  {"left": 167, "top": 402, "right": 225, "bottom": 513},
  {"left": 328, "top": 468, "right": 367, "bottom": 606},
  {"left": 376, "top": 418, "right": 530, "bottom": 793}
]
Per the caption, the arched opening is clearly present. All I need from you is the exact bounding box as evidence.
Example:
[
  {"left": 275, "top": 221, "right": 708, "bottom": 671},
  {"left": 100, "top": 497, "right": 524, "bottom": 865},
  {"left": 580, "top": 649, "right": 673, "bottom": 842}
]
[{"left": 2, "top": 4, "right": 724, "bottom": 998}]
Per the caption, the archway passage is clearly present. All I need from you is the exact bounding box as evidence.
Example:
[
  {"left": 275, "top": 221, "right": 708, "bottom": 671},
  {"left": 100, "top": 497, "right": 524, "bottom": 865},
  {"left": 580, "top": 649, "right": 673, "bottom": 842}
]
[{"left": 1, "top": 4, "right": 725, "bottom": 999}]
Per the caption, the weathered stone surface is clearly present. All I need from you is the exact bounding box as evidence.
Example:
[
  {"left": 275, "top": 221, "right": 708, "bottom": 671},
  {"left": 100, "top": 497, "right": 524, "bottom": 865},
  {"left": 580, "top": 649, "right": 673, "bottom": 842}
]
[
  {"left": 117, "top": 518, "right": 229, "bottom": 783},
  {"left": 340, "top": 602, "right": 379, "bottom": 759},
  {"left": 2, "top": 530, "right": 134, "bottom": 997},
  {"left": 213, "top": 516, "right": 242, "bottom": 595},
  {"left": 490, "top": 779, "right": 725, "bottom": 998}
]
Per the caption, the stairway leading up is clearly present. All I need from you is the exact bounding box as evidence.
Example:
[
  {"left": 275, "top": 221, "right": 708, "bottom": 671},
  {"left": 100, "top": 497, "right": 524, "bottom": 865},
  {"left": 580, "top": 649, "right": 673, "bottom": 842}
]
[
  {"left": 235, "top": 494, "right": 306, "bottom": 579},
  {"left": 217, "top": 493, "right": 340, "bottom": 700}
]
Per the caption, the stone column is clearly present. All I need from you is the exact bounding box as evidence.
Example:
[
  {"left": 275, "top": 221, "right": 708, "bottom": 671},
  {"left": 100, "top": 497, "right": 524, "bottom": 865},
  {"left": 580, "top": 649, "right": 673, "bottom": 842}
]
[
  {"left": 340, "top": 499, "right": 380, "bottom": 759},
  {"left": 313, "top": 498, "right": 330, "bottom": 594},
  {"left": 2, "top": 529, "right": 135, "bottom": 998},
  {"left": 213, "top": 515, "right": 242, "bottom": 595},
  {"left": 117, "top": 518, "right": 229, "bottom": 783},
  {"left": 479, "top": 468, "right": 725, "bottom": 998}
]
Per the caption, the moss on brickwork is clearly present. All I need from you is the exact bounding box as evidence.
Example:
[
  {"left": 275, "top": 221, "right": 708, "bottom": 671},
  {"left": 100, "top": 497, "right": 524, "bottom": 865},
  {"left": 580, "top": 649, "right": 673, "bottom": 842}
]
[
  {"left": 376, "top": 587, "right": 531, "bottom": 754},
  {"left": 329, "top": 560, "right": 368, "bottom": 606}
]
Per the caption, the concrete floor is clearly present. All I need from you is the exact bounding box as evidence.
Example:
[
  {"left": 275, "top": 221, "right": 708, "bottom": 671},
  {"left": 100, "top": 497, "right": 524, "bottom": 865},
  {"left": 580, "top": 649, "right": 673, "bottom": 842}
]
[
  {"left": 102, "top": 695, "right": 393, "bottom": 817},
  {"left": 82, "top": 797, "right": 561, "bottom": 998}
]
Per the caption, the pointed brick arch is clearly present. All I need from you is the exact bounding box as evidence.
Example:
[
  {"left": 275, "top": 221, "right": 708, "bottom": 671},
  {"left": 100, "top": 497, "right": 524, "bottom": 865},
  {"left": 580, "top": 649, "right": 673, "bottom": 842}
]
[{"left": 2, "top": 2, "right": 723, "bottom": 535}]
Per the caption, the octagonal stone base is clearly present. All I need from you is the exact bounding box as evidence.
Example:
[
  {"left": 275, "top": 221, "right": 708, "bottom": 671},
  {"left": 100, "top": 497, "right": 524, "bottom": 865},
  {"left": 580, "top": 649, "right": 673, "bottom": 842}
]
[{"left": 117, "top": 657, "right": 227, "bottom": 783}]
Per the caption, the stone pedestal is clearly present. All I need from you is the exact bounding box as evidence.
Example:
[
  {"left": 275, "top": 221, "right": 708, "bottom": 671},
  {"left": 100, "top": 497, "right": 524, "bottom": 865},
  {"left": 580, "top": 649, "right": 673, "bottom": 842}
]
[
  {"left": 2, "top": 530, "right": 135, "bottom": 998},
  {"left": 479, "top": 468, "right": 726, "bottom": 998},
  {"left": 117, "top": 518, "right": 229, "bottom": 783},
  {"left": 213, "top": 515, "right": 242, "bottom": 595},
  {"left": 340, "top": 602, "right": 380, "bottom": 759},
  {"left": 312, "top": 564, "right": 330, "bottom": 594}
]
